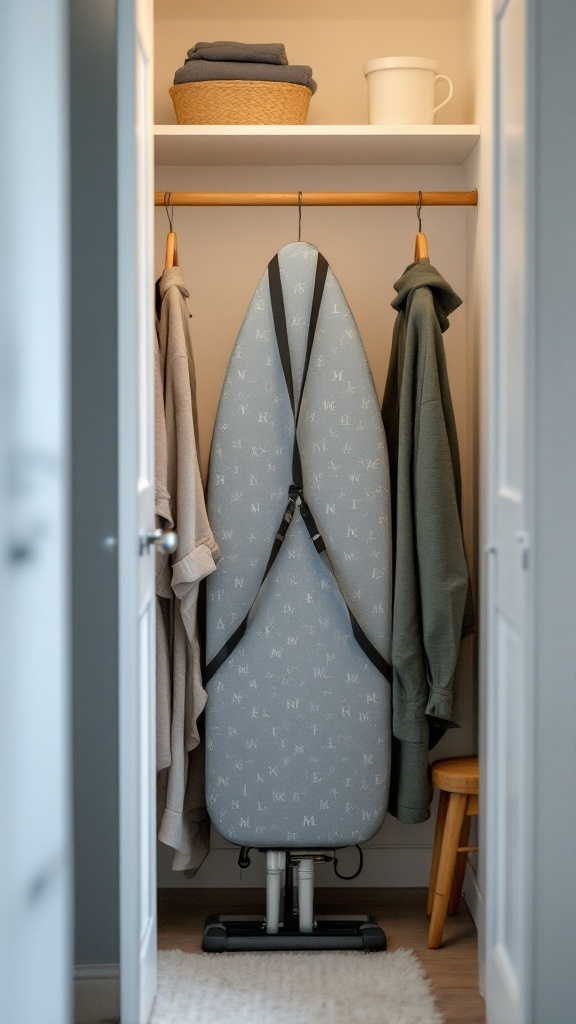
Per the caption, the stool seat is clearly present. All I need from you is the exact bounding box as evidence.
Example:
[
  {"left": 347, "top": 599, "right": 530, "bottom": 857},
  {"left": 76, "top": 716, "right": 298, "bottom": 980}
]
[
  {"left": 427, "top": 755, "right": 479, "bottom": 949},
  {"left": 431, "top": 756, "right": 479, "bottom": 795}
]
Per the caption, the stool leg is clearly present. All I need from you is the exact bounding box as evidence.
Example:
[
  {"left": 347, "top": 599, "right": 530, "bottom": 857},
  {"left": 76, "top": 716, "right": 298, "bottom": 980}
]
[
  {"left": 427, "top": 790, "right": 449, "bottom": 916},
  {"left": 428, "top": 792, "right": 467, "bottom": 949},
  {"left": 447, "top": 812, "right": 472, "bottom": 915}
]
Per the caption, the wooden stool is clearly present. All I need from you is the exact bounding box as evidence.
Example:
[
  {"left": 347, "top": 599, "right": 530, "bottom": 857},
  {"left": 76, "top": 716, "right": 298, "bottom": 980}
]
[{"left": 427, "top": 755, "right": 479, "bottom": 949}]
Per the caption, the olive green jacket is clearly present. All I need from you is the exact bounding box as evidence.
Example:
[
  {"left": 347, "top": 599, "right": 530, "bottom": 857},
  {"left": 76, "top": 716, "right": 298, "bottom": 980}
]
[{"left": 382, "top": 259, "right": 474, "bottom": 824}]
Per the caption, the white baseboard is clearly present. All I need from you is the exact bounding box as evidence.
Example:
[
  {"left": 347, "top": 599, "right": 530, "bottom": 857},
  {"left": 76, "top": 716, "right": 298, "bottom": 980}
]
[
  {"left": 157, "top": 843, "right": 434, "bottom": 888},
  {"left": 463, "top": 861, "right": 486, "bottom": 997},
  {"left": 463, "top": 860, "right": 481, "bottom": 929},
  {"left": 74, "top": 964, "right": 119, "bottom": 1024}
]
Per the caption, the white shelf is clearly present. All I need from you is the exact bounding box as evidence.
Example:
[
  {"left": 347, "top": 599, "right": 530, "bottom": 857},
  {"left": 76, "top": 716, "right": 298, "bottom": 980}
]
[
  {"left": 158, "top": 1, "right": 464, "bottom": 19},
  {"left": 154, "top": 124, "right": 480, "bottom": 167}
]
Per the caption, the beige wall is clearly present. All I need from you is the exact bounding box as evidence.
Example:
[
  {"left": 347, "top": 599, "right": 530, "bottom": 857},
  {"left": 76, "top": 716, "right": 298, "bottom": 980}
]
[
  {"left": 154, "top": 1, "right": 479, "bottom": 888},
  {"left": 154, "top": 160, "right": 478, "bottom": 887},
  {"left": 155, "top": 17, "right": 464, "bottom": 126},
  {"left": 154, "top": 163, "right": 470, "bottom": 480}
]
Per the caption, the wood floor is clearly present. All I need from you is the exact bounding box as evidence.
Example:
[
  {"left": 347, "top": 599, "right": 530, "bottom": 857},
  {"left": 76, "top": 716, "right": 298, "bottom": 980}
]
[{"left": 158, "top": 887, "right": 485, "bottom": 1023}]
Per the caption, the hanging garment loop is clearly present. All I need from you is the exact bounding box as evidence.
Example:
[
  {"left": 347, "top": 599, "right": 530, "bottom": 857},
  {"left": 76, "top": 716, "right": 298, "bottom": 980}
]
[
  {"left": 297, "top": 191, "right": 303, "bottom": 241},
  {"left": 416, "top": 190, "right": 423, "bottom": 232},
  {"left": 164, "top": 191, "right": 174, "bottom": 231}
]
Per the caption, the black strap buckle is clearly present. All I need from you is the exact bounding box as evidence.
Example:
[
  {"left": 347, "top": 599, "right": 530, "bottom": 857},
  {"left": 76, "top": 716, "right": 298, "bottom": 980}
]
[
  {"left": 288, "top": 484, "right": 302, "bottom": 504},
  {"left": 299, "top": 499, "right": 327, "bottom": 554}
]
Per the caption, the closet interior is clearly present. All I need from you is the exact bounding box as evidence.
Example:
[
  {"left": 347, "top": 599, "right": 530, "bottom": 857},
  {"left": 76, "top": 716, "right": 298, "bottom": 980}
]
[{"left": 152, "top": 0, "right": 487, "bottom": 923}]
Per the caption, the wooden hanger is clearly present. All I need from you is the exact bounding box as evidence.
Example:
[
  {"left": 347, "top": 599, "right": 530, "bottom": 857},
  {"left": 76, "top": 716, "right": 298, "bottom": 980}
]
[
  {"left": 414, "top": 191, "right": 429, "bottom": 260},
  {"left": 163, "top": 192, "right": 179, "bottom": 268},
  {"left": 414, "top": 230, "right": 429, "bottom": 260},
  {"left": 165, "top": 230, "right": 178, "bottom": 268}
]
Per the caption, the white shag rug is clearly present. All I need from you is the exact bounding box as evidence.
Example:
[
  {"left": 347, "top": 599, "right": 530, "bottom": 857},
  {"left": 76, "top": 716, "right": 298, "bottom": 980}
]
[{"left": 152, "top": 948, "right": 444, "bottom": 1024}]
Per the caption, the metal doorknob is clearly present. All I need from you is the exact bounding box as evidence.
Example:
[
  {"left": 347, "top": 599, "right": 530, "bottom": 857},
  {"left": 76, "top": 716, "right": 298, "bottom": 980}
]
[{"left": 142, "top": 528, "right": 179, "bottom": 554}]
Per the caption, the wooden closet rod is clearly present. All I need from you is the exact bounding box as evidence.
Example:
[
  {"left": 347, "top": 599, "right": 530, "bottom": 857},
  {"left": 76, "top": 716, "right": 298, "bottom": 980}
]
[{"left": 154, "top": 190, "right": 478, "bottom": 208}]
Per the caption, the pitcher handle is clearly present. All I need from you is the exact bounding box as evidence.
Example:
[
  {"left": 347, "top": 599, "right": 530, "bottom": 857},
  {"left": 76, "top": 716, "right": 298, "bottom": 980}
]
[{"left": 433, "top": 74, "right": 453, "bottom": 116}]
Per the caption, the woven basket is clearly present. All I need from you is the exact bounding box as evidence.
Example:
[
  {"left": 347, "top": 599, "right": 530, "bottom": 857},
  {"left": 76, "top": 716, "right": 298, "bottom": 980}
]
[{"left": 169, "top": 80, "right": 312, "bottom": 125}]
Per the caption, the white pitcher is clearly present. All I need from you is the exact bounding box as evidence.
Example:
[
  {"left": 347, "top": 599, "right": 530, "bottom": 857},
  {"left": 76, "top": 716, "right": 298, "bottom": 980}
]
[{"left": 363, "top": 56, "right": 453, "bottom": 125}]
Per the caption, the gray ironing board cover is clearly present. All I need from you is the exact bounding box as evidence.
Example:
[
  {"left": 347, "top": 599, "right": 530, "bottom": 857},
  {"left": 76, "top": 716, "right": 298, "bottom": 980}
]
[{"left": 205, "top": 242, "right": 392, "bottom": 848}]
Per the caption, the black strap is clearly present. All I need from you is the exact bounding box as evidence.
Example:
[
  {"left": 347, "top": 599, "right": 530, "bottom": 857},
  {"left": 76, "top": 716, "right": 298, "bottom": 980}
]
[
  {"left": 206, "top": 249, "right": 391, "bottom": 687},
  {"left": 297, "top": 253, "right": 329, "bottom": 423},
  {"left": 268, "top": 255, "right": 296, "bottom": 415},
  {"left": 206, "top": 255, "right": 328, "bottom": 683},
  {"left": 205, "top": 488, "right": 299, "bottom": 682},
  {"left": 269, "top": 253, "right": 328, "bottom": 490},
  {"left": 270, "top": 254, "right": 391, "bottom": 684},
  {"left": 349, "top": 614, "right": 392, "bottom": 683},
  {"left": 299, "top": 499, "right": 392, "bottom": 684}
]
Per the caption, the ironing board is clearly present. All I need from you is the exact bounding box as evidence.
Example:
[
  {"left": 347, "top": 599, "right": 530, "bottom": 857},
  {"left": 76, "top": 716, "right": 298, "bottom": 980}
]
[{"left": 203, "top": 243, "right": 393, "bottom": 950}]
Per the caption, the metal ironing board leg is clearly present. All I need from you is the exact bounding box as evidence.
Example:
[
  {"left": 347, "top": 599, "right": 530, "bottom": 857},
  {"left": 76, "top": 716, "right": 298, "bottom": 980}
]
[
  {"left": 202, "top": 848, "right": 387, "bottom": 953},
  {"left": 265, "top": 850, "right": 285, "bottom": 935}
]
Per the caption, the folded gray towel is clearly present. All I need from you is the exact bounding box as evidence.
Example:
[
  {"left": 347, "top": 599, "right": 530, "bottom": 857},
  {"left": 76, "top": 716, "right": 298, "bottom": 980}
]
[
  {"left": 174, "top": 60, "right": 317, "bottom": 94},
  {"left": 186, "top": 41, "right": 288, "bottom": 65}
]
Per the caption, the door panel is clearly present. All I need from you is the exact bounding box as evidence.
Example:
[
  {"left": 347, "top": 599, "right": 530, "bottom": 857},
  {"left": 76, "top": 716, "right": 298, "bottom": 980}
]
[
  {"left": 118, "top": 0, "right": 157, "bottom": 1021},
  {"left": 486, "top": 0, "right": 531, "bottom": 1020},
  {"left": 0, "top": 1, "right": 71, "bottom": 1022}
]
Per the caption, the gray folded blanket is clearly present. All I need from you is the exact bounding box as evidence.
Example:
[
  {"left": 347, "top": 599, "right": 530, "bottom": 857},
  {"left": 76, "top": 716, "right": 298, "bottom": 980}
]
[
  {"left": 186, "top": 41, "right": 288, "bottom": 65},
  {"left": 174, "top": 60, "right": 317, "bottom": 94}
]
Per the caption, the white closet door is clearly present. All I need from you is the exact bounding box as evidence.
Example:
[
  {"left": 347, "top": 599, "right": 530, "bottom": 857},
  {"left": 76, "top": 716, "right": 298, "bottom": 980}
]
[
  {"left": 486, "top": 0, "right": 531, "bottom": 1020},
  {"left": 118, "top": 0, "right": 157, "bottom": 1021},
  {"left": 0, "top": 1, "right": 71, "bottom": 1022}
]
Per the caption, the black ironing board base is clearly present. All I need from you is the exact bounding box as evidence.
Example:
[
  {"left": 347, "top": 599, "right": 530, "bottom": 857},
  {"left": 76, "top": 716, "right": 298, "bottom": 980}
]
[{"left": 202, "top": 913, "right": 387, "bottom": 952}]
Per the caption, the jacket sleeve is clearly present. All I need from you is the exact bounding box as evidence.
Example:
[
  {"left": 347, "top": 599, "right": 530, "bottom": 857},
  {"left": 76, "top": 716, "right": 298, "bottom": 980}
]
[{"left": 414, "top": 319, "right": 470, "bottom": 725}]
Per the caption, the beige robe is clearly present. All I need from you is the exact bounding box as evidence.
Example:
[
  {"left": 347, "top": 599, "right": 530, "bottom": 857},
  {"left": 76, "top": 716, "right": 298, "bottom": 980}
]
[
  {"left": 155, "top": 267, "right": 221, "bottom": 873},
  {"left": 154, "top": 340, "right": 173, "bottom": 773}
]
